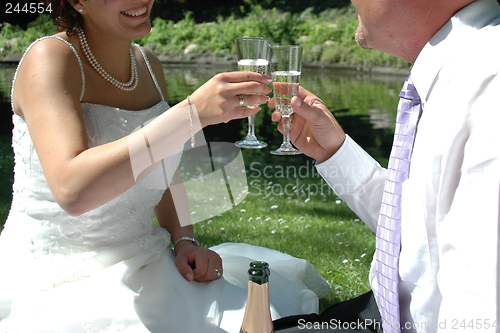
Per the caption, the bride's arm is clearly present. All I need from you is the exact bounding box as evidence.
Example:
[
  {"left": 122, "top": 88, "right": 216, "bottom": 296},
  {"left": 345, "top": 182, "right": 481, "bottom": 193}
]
[
  {"left": 13, "top": 39, "right": 137, "bottom": 216},
  {"left": 14, "top": 39, "right": 271, "bottom": 216},
  {"left": 155, "top": 170, "right": 223, "bottom": 282}
]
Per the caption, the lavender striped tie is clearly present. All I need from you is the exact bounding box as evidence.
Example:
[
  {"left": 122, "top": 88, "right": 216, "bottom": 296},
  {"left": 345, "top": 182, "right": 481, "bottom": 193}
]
[{"left": 375, "top": 75, "right": 421, "bottom": 333}]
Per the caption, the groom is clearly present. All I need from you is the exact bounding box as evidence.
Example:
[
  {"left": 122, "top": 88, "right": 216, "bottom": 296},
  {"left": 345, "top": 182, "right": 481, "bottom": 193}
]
[{"left": 272, "top": 0, "right": 500, "bottom": 331}]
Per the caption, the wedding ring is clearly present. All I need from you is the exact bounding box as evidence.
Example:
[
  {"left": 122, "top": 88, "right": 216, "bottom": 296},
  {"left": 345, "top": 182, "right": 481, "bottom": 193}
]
[
  {"left": 215, "top": 268, "right": 222, "bottom": 277},
  {"left": 238, "top": 95, "right": 245, "bottom": 107}
]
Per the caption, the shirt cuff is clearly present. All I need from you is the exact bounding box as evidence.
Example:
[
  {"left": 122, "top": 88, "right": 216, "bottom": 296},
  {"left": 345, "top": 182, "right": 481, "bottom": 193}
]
[{"left": 315, "top": 134, "right": 380, "bottom": 197}]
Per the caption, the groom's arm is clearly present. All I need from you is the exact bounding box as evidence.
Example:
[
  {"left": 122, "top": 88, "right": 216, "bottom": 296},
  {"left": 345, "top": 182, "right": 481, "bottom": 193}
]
[{"left": 315, "top": 135, "right": 386, "bottom": 233}]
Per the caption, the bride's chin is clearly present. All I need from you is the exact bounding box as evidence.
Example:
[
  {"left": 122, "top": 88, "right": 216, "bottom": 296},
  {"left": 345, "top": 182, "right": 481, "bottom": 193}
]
[{"left": 130, "top": 23, "right": 152, "bottom": 39}]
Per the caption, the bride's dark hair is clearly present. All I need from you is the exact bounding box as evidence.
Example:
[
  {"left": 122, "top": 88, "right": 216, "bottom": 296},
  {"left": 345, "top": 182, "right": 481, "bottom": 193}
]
[{"left": 42, "top": 0, "right": 82, "bottom": 35}]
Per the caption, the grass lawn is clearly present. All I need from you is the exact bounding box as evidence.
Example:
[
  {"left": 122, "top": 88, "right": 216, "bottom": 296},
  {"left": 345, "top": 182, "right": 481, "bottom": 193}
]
[{"left": 191, "top": 157, "right": 375, "bottom": 311}]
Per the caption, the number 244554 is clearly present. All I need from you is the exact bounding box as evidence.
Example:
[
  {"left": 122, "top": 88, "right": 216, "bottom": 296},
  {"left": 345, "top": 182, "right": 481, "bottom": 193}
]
[{"left": 5, "top": 3, "right": 53, "bottom": 14}]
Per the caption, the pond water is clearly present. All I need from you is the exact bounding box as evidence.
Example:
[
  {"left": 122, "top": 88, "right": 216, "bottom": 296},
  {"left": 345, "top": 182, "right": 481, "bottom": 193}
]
[
  {"left": 0, "top": 63, "right": 408, "bottom": 222},
  {"left": 0, "top": 63, "right": 407, "bottom": 162}
]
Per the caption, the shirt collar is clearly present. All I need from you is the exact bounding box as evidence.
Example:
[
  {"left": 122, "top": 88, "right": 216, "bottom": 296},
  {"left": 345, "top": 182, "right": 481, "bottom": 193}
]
[{"left": 411, "top": 0, "right": 500, "bottom": 104}]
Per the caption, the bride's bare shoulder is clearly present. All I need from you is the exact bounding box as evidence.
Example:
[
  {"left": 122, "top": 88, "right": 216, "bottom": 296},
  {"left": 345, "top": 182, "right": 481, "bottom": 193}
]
[
  {"left": 12, "top": 33, "right": 83, "bottom": 116},
  {"left": 21, "top": 32, "right": 80, "bottom": 63}
]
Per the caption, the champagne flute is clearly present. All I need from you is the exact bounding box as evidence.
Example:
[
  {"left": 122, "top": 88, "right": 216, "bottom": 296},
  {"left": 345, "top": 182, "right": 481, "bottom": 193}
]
[
  {"left": 235, "top": 37, "right": 270, "bottom": 149},
  {"left": 270, "top": 45, "right": 303, "bottom": 155}
]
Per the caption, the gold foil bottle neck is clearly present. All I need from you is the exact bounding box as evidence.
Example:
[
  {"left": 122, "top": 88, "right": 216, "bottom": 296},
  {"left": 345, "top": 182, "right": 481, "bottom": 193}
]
[{"left": 240, "top": 261, "right": 274, "bottom": 333}]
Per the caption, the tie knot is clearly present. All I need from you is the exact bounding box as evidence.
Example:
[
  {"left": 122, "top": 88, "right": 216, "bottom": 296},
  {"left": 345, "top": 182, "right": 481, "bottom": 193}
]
[{"left": 399, "top": 75, "right": 421, "bottom": 103}]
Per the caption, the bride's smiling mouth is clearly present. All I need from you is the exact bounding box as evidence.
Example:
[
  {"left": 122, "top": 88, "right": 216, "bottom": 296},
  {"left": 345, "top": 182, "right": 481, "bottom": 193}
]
[{"left": 121, "top": 5, "right": 147, "bottom": 17}]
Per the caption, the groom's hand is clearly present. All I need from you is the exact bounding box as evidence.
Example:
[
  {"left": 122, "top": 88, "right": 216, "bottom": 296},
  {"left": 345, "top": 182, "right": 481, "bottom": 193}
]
[{"left": 269, "top": 86, "right": 346, "bottom": 163}]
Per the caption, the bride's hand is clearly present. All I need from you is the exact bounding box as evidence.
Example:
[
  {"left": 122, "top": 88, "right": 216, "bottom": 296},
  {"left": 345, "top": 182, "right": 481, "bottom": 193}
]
[
  {"left": 189, "top": 71, "right": 272, "bottom": 127},
  {"left": 175, "top": 242, "right": 223, "bottom": 282}
]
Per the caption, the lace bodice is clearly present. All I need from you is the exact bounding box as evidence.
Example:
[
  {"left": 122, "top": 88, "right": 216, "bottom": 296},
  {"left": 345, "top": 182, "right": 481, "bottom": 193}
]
[
  {"left": 7, "top": 102, "right": 178, "bottom": 257},
  {"left": 3, "top": 35, "right": 178, "bottom": 261}
]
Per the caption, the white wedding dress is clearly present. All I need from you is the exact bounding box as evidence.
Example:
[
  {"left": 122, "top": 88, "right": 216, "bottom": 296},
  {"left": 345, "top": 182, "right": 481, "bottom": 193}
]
[{"left": 0, "top": 37, "right": 330, "bottom": 333}]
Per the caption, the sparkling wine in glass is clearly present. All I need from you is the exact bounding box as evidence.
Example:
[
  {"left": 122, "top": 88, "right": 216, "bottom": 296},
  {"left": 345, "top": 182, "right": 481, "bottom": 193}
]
[
  {"left": 235, "top": 37, "right": 270, "bottom": 149},
  {"left": 270, "top": 45, "right": 303, "bottom": 155}
]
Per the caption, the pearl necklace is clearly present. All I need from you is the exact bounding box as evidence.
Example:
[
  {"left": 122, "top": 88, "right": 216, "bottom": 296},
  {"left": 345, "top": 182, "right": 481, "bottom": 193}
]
[{"left": 77, "top": 28, "right": 138, "bottom": 91}]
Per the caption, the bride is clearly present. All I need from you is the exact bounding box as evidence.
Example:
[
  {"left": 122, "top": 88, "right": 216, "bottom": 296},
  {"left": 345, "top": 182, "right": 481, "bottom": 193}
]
[{"left": 0, "top": 0, "right": 330, "bottom": 332}]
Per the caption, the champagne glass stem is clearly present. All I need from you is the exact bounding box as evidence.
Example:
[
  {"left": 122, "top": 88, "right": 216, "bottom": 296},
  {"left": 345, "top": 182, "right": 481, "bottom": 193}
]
[
  {"left": 282, "top": 116, "right": 292, "bottom": 145},
  {"left": 235, "top": 113, "right": 267, "bottom": 149},
  {"left": 270, "top": 114, "right": 301, "bottom": 154},
  {"left": 246, "top": 115, "right": 257, "bottom": 140}
]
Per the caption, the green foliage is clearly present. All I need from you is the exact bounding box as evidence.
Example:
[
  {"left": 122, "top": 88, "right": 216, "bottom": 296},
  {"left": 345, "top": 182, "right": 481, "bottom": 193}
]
[
  {"left": 149, "top": 0, "right": 349, "bottom": 23},
  {"left": 0, "top": 15, "right": 55, "bottom": 57},
  {"left": 2, "top": 6, "right": 409, "bottom": 69},
  {"left": 142, "top": 4, "right": 407, "bottom": 68},
  {"left": 243, "top": 0, "right": 286, "bottom": 7}
]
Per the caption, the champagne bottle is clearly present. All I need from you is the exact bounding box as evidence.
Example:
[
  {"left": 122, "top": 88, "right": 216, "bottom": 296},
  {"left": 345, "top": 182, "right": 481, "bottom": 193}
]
[{"left": 240, "top": 261, "right": 274, "bottom": 333}]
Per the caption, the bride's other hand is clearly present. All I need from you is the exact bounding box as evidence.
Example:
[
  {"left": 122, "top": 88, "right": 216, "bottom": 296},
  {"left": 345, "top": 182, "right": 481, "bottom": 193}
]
[
  {"left": 175, "top": 242, "right": 223, "bottom": 282},
  {"left": 190, "top": 71, "right": 272, "bottom": 127}
]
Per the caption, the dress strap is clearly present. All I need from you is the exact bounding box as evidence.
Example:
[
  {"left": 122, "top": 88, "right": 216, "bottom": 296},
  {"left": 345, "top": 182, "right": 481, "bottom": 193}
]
[
  {"left": 11, "top": 36, "right": 86, "bottom": 110},
  {"left": 135, "top": 44, "right": 165, "bottom": 101}
]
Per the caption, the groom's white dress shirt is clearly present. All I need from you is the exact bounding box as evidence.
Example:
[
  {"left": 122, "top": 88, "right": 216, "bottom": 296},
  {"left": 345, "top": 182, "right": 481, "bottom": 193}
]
[{"left": 317, "top": 0, "right": 500, "bottom": 331}]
